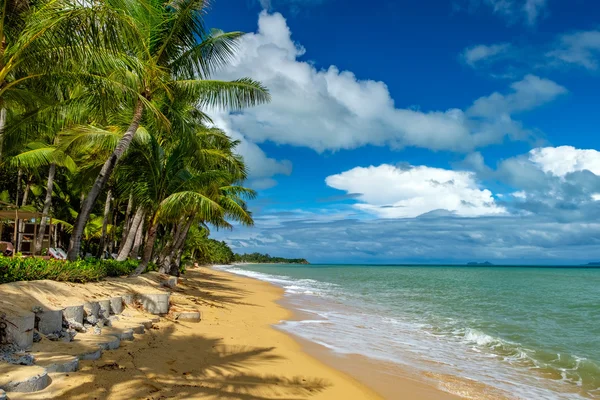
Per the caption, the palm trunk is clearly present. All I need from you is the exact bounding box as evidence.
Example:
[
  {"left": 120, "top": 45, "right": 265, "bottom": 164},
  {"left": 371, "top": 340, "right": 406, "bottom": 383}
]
[
  {"left": 0, "top": 108, "right": 6, "bottom": 161},
  {"left": 119, "top": 193, "right": 134, "bottom": 246},
  {"left": 129, "top": 217, "right": 144, "bottom": 259},
  {"left": 160, "top": 218, "right": 192, "bottom": 275},
  {"left": 98, "top": 189, "right": 112, "bottom": 258},
  {"left": 168, "top": 219, "right": 193, "bottom": 276},
  {"left": 34, "top": 163, "right": 56, "bottom": 255},
  {"left": 17, "top": 180, "right": 31, "bottom": 253},
  {"left": 117, "top": 207, "right": 144, "bottom": 261},
  {"left": 131, "top": 216, "right": 158, "bottom": 276},
  {"left": 67, "top": 101, "right": 144, "bottom": 260}
]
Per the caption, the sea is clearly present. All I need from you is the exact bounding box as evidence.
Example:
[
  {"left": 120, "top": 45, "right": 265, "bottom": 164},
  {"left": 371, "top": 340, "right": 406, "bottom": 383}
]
[{"left": 216, "top": 264, "right": 600, "bottom": 399}]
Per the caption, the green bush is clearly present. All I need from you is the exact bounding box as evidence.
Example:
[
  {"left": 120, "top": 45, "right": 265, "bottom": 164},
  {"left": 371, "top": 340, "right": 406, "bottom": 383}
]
[{"left": 0, "top": 257, "right": 152, "bottom": 284}]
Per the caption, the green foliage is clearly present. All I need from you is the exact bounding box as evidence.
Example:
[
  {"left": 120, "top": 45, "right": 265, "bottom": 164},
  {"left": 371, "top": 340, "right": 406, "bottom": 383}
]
[
  {"left": 233, "top": 253, "right": 309, "bottom": 264},
  {"left": 0, "top": 256, "right": 153, "bottom": 284}
]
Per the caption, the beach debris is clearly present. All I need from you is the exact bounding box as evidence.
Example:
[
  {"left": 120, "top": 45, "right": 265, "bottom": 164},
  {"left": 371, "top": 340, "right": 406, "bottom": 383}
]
[
  {"left": 33, "top": 331, "right": 42, "bottom": 343},
  {"left": 0, "top": 344, "right": 35, "bottom": 365},
  {"left": 46, "top": 333, "right": 60, "bottom": 341},
  {"left": 64, "top": 318, "right": 87, "bottom": 333},
  {"left": 93, "top": 326, "right": 102, "bottom": 335}
]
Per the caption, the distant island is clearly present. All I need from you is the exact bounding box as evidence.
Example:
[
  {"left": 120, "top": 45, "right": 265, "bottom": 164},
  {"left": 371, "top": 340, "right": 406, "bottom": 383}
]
[
  {"left": 584, "top": 262, "right": 600, "bottom": 266},
  {"left": 467, "top": 261, "right": 494, "bottom": 266},
  {"left": 233, "top": 252, "right": 310, "bottom": 264}
]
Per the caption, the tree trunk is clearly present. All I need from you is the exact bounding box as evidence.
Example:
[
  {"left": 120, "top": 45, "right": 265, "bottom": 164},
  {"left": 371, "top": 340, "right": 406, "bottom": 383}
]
[
  {"left": 116, "top": 207, "right": 144, "bottom": 261},
  {"left": 168, "top": 219, "right": 193, "bottom": 276},
  {"left": 17, "top": 180, "right": 31, "bottom": 252},
  {"left": 0, "top": 108, "right": 6, "bottom": 161},
  {"left": 34, "top": 163, "right": 56, "bottom": 255},
  {"left": 129, "top": 217, "right": 144, "bottom": 259},
  {"left": 67, "top": 101, "right": 144, "bottom": 260},
  {"left": 98, "top": 189, "right": 112, "bottom": 258},
  {"left": 131, "top": 216, "right": 158, "bottom": 276},
  {"left": 119, "top": 193, "right": 133, "bottom": 247},
  {"left": 160, "top": 218, "right": 192, "bottom": 275}
]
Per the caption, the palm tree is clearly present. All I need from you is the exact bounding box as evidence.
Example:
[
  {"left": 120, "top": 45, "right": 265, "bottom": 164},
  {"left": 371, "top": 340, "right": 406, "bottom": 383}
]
[{"left": 66, "top": 0, "right": 270, "bottom": 260}]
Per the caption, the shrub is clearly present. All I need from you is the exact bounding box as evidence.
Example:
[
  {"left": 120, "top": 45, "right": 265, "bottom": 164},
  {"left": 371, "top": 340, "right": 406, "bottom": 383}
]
[{"left": 0, "top": 257, "right": 151, "bottom": 284}]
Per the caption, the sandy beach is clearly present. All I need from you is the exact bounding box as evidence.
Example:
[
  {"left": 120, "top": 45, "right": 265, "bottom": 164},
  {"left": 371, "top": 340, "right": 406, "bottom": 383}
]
[{"left": 5, "top": 266, "right": 463, "bottom": 400}]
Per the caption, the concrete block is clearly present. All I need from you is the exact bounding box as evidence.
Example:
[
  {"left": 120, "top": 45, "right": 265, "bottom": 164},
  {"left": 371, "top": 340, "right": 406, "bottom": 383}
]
[
  {"left": 104, "top": 327, "right": 134, "bottom": 341},
  {"left": 121, "top": 294, "right": 135, "bottom": 305},
  {"left": 3, "top": 311, "right": 35, "bottom": 350},
  {"left": 0, "top": 388, "right": 5, "bottom": 400},
  {"left": 0, "top": 365, "right": 49, "bottom": 393},
  {"left": 83, "top": 302, "right": 100, "bottom": 319},
  {"left": 97, "top": 336, "right": 120, "bottom": 351},
  {"left": 173, "top": 311, "right": 201, "bottom": 323},
  {"left": 77, "top": 348, "right": 103, "bottom": 361},
  {"left": 63, "top": 305, "right": 84, "bottom": 325},
  {"left": 137, "top": 293, "right": 170, "bottom": 315},
  {"left": 109, "top": 297, "right": 124, "bottom": 315},
  {"left": 43, "top": 356, "right": 79, "bottom": 373},
  {"left": 98, "top": 300, "right": 111, "bottom": 319},
  {"left": 34, "top": 308, "right": 63, "bottom": 335}
]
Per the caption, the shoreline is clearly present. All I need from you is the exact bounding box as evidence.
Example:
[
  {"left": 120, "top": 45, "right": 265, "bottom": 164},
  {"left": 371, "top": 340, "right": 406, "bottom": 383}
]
[
  {"left": 217, "top": 265, "right": 466, "bottom": 400},
  {"left": 6, "top": 267, "right": 382, "bottom": 399}
]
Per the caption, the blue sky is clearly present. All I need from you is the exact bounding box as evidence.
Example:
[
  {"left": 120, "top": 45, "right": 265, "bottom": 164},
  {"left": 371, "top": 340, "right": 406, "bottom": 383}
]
[{"left": 207, "top": 0, "right": 600, "bottom": 264}]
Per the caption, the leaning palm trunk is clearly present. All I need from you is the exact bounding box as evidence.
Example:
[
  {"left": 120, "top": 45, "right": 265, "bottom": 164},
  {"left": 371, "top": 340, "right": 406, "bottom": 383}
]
[
  {"left": 160, "top": 218, "right": 193, "bottom": 275},
  {"left": 34, "top": 163, "right": 56, "bottom": 255},
  {"left": 98, "top": 190, "right": 112, "bottom": 258},
  {"left": 117, "top": 207, "right": 144, "bottom": 261},
  {"left": 67, "top": 101, "right": 144, "bottom": 260},
  {"left": 129, "top": 217, "right": 144, "bottom": 259},
  {"left": 120, "top": 193, "right": 134, "bottom": 246},
  {"left": 0, "top": 108, "right": 6, "bottom": 161},
  {"left": 131, "top": 215, "right": 158, "bottom": 276},
  {"left": 168, "top": 219, "right": 193, "bottom": 276}
]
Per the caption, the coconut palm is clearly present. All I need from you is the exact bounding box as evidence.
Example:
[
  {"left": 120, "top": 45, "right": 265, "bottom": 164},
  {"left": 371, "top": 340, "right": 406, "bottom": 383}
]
[{"left": 66, "top": 0, "right": 270, "bottom": 260}]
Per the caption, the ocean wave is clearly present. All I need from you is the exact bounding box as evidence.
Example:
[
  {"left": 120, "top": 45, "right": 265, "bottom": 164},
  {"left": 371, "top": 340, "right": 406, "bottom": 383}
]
[{"left": 217, "top": 264, "right": 598, "bottom": 400}]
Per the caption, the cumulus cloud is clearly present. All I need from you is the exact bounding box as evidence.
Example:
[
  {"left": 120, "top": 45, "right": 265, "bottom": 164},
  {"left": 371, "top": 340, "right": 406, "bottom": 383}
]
[
  {"left": 528, "top": 146, "right": 600, "bottom": 177},
  {"left": 209, "top": 113, "right": 292, "bottom": 189},
  {"left": 462, "top": 43, "right": 512, "bottom": 67},
  {"left": 214, "top": 12, "right": 565, "bottom": 154},
  {"left": 213, "top": 215, "right": 600, "bottom": 264},
  {"left": 467, "top": 75, "right": 567, "bottom": 117},
  {"left": 547, "top": 30, "right": 600, "bottom": 70},
  {"left": 325, "top": 164, "right": 505, "bottom": 218}
]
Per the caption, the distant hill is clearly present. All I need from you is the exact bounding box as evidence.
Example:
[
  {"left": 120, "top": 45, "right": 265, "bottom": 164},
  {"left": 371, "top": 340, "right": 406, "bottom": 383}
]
[
  {"left": 584, "top": 262, "right": 600, "bottom": 266},
  {"left": 467, "top": 261, "right": 494, "bottom": 266}
]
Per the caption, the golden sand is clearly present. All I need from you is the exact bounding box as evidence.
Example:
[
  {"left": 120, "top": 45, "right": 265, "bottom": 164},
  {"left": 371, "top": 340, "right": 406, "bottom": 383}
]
[{"left": 7, "top": 267, "right": 463, "bottom": 399}]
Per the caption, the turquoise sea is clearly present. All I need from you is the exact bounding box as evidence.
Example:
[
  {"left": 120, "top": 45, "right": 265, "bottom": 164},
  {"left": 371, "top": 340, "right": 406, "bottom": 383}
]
[{"left": 217, "top": 264, "right": 600, "bottom": 399}]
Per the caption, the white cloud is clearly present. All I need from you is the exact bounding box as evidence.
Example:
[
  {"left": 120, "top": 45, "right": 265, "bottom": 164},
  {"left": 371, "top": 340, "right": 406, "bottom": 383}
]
[
  {"left": 528, "top": 146, "right": 600, "bottom": 177},
  {"left": 467, "top": 74, "right": 567, "bottom": 117},
  {"left": 325, "top": 164, "right": 505, "bottom": 218},
  {"left": 480, "top": 0, "right": 547, "bottom": 25},
  {"left": 215, "top": 12, "right": 565, "bottom": 154},
  {"left": 462, "top": 43, "right": 511, "bottom": 67},
  {"left": 547, "top": 30, "right": 600, "bottom": 70},
  {"left": 209, "top": 113, "right": 292, "bottom": 188}
]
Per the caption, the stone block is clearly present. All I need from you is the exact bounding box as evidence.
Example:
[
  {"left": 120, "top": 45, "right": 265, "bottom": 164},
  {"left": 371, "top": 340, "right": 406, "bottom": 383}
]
[
  {"left": 83, "top": 302, "right": 100, "bottom": 319},
  {"left": 3, "top": 311, "right": 35, "bottom": 350},
  {"left": 173, "top": 311, "right": 201, "bottom": 323},
  {"left": 121, "top": 294, "right": 135, "bottom": 305},
  {"left": 137, "top": 293, "right": 170, "bottom": 315},
  {"left": 63, "top": 305, "right": 84, "bottom": 325},
  {"left": 109, "top": 297, "right": 123, "bottom": 315},
  {"left": 34, "top": 308, "right": 63, "bottom": 335},
  {"left": 98, "top": 300, "right": 111, "bottom": 319},
  {"left": 0, "top": 365, "right": 49, "bottom": 393}
]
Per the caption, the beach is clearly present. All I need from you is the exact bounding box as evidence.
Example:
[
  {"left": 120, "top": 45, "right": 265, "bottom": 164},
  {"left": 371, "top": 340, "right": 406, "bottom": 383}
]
[{"left": 6, "top": 266, "right": 457, "bottom": 400}]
